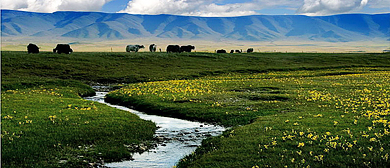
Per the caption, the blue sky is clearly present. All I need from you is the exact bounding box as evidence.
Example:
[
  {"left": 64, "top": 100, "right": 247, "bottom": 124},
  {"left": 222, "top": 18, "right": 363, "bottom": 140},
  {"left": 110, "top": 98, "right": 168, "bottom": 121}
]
[
  {"left": 2, "top": 0, "right": 390, "bottom": 16},
  {"left": 102, "top": 0, "right": 129, "bottom": 12}
]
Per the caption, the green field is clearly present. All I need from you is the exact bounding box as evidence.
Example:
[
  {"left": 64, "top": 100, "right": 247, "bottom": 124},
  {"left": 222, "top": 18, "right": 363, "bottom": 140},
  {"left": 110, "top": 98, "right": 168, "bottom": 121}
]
[{"left": 2, "top": 51, "right": 390, "bottom": 167}]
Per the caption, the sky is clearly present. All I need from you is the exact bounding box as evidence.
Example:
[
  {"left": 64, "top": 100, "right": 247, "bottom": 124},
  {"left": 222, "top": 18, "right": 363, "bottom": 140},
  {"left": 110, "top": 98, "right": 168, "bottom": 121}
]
[{"left": 1, "top": 0, "right": 390, "bottom": 16}]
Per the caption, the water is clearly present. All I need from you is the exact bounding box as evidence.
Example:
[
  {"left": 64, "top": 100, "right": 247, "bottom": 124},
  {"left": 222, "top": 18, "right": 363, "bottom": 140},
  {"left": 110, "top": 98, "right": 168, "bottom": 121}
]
[{"left": 84, "top": 92, "right": 226, "bottom": 168}]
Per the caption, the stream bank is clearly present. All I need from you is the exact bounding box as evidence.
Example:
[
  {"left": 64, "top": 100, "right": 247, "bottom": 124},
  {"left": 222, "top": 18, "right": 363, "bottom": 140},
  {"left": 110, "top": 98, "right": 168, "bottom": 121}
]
[{"left": 84, "top": 91, "right": 226, "bottom": 168}]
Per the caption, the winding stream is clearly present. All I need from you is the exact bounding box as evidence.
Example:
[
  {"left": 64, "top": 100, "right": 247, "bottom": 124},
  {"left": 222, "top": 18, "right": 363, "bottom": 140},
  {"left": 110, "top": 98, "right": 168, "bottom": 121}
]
[{"left": 84, "top": 92, "right": 226, "bottom": 168}]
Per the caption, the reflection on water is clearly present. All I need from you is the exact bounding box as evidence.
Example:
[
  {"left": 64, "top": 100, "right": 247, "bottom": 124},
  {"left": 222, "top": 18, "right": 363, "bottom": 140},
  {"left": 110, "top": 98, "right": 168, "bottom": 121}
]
[{"left": 84, "top": 92, "right": 226, "bottom": 168}]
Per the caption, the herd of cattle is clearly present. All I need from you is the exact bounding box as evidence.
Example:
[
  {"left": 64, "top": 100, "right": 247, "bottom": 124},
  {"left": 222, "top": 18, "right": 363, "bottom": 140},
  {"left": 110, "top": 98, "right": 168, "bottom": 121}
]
[
  {"left": 125, "top": 44, "right": 196, "bottom": 53},
  {"left": 26, "top": 43, "right": 254, "bottom": 54},
  {"left": 217, "top": 48, "right": 254, "bottom": 53},
  {"left": 27, "top": 43, "right": 74, "bottom": 54}
]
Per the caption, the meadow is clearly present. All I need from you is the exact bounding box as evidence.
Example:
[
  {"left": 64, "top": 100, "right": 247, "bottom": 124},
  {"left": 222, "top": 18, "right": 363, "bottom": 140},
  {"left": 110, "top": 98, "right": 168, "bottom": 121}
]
[
  {"left": 107, "top": 68, "right": 390, "bottom": 167},
  {"left": 2, "top": 51, "right": 390, "bottom": 167},
  {"left": 1, "top": 80, "right": 159, "bottom": 167}
]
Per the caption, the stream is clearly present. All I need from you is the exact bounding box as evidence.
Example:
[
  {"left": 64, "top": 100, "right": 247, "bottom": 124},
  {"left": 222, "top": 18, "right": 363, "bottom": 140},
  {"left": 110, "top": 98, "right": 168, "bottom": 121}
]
[{"left": 84, "top": 91, "right": 226, "bottom": 168}]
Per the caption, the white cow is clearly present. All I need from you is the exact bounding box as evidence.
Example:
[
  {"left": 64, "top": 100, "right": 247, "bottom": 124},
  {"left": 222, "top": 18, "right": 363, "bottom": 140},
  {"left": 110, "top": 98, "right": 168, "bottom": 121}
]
[{"left": 126, "top": 45, "right": 145, "bottom": 52}]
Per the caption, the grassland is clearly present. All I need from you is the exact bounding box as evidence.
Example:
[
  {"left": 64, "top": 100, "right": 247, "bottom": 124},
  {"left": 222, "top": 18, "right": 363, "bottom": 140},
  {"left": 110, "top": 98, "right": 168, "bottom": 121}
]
[
  {"left": 3, "top": 51, "right": 390, "bottom": 90},
  {"left": 1, "top": 85, "right": 156, "bottom": 167},
  {"left": 2, "top": 38, "right": 388, "bottom": 53},
  {"left": 110, "top": 68, "right": 390, "bottom": 167},
  {"left": 2, "top": 51, "right": 390, "bottom": 167}
]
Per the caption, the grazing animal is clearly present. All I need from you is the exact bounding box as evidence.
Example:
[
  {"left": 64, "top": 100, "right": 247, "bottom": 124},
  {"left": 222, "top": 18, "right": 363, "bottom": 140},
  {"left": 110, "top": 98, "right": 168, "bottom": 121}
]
[
  {"left": 235, "top": 50, "right": 242, "bottom": 53},
  {"left": 247, "top": 48, "right": 254, "bottom": 53},
  {"left": 126, "top": 45, "right": 145, "bottom": 52},
  {"left": 27, "top": 43, "right": 39, "bottom": 54},
  {"left": 230, "top": 50, "right": 234, "bottom": 53},
  {"left": 53, "top": 44, "right": 73, "bottom": 54},
  {"left": 216, "top": 49, "right": 227, "bottom": 53},
  {"left": 180, "top": 45, "right": 195, "bottom": 52},
  {"left": 149, "top": 44, "right": 157, "bottom": 52},
  {"left": 167, "top": 45, "right": 181, "bottom": 53}
]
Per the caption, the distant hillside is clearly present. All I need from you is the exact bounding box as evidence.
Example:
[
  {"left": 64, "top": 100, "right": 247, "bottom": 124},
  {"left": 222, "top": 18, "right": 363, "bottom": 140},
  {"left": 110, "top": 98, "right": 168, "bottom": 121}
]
[{"left": 1, "top": 10, "right": 389, "bottom": 42}]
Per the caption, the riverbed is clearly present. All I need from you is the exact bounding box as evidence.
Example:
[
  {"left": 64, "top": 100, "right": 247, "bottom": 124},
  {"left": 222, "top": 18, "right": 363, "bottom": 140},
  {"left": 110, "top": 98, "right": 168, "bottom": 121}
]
[{"left": 84, "top": 92, "right": 226, "bottom": 168}]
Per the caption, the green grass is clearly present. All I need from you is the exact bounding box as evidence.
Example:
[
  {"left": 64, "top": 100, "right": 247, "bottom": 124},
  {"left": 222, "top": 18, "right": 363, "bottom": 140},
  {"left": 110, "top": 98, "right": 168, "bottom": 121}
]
[
  {"left": 2, "top": 51, "right": 390, "bottom": 167},
  {"left": 1, "top": 85, "right": 156, "bottom": 168},
  {"left": 2, "top": 51, "right": 390, "bottom": 89},
  {"left": 107, "top": 68, "right": 390, "bottom": 167}
]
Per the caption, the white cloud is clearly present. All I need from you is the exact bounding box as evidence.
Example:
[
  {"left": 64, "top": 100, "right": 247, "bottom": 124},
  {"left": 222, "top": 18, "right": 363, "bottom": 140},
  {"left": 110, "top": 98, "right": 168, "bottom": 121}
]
[
  {"left": 2, "top": 0, "right": 29, "bottom": 10},
  {"left": 118, "top": 0, "right": 309, "bottom": 17},
  {"left": 180, "top": 3, "right": 258, "bottom": 17},
  {"left": 253, "top": 0, "right": 302, "bottom": 7},
  {"left": 119, "top": 0, "right": 260, "bottom": 17},
  {"left": 119, "top": 0, "right": 200, "bottom": 15},
  {"left": 1, "top": 0, "right": 112, "bottom": 13},
  {"left": 297, "top": 0, "right": 369, "bottom": 16},
  {"left": 1, "top": 0, "right": 385, "bottom": 16}
]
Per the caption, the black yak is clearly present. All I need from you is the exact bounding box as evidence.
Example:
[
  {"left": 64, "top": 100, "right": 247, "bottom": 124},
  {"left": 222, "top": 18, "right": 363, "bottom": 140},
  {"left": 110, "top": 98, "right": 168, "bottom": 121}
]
[
  {"left": 167, "top": 45, "right": 181, "bottom": 53},
  {"left": 53, "top": 44, "right": 73, "bottom": 54},
  {"left": 27, "top": 43, "right": 39, "bottom": 54},
  {"left": 217, "top": 49, "right": 227, "bottom": 53},
  {"left": 180, "top": 45, "right": 195, "bottom": 52}
]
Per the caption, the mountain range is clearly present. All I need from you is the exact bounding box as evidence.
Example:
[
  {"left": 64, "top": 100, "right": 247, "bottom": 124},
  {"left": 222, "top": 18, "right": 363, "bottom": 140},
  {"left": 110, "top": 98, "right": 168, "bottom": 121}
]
[{"left": 1, "top": 9, "right": 389, "bottom": 42}]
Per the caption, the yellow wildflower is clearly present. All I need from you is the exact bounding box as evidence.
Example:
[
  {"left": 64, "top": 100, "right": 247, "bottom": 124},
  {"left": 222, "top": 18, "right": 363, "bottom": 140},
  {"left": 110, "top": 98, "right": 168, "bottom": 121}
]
[
  {"left": 264, "top": 145, "right": 269, "bottom": 149},
  {"left": 368, "top": 146, "right": 373, "bottom": 151},
  {"left": 296, "top": 150, "right": 302, "bottom": 155},
  {"left": 382, "top": 153, "right": 389, "bottom": 161},
  {"left": 314, "top": 155, "right": 324, "bottom": 161},
  {"left": 271, "top": 141, "right": 277, "bottom": 146},
  {"left": 298, "top": 142, "right": 305, "bottom": 148}
]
